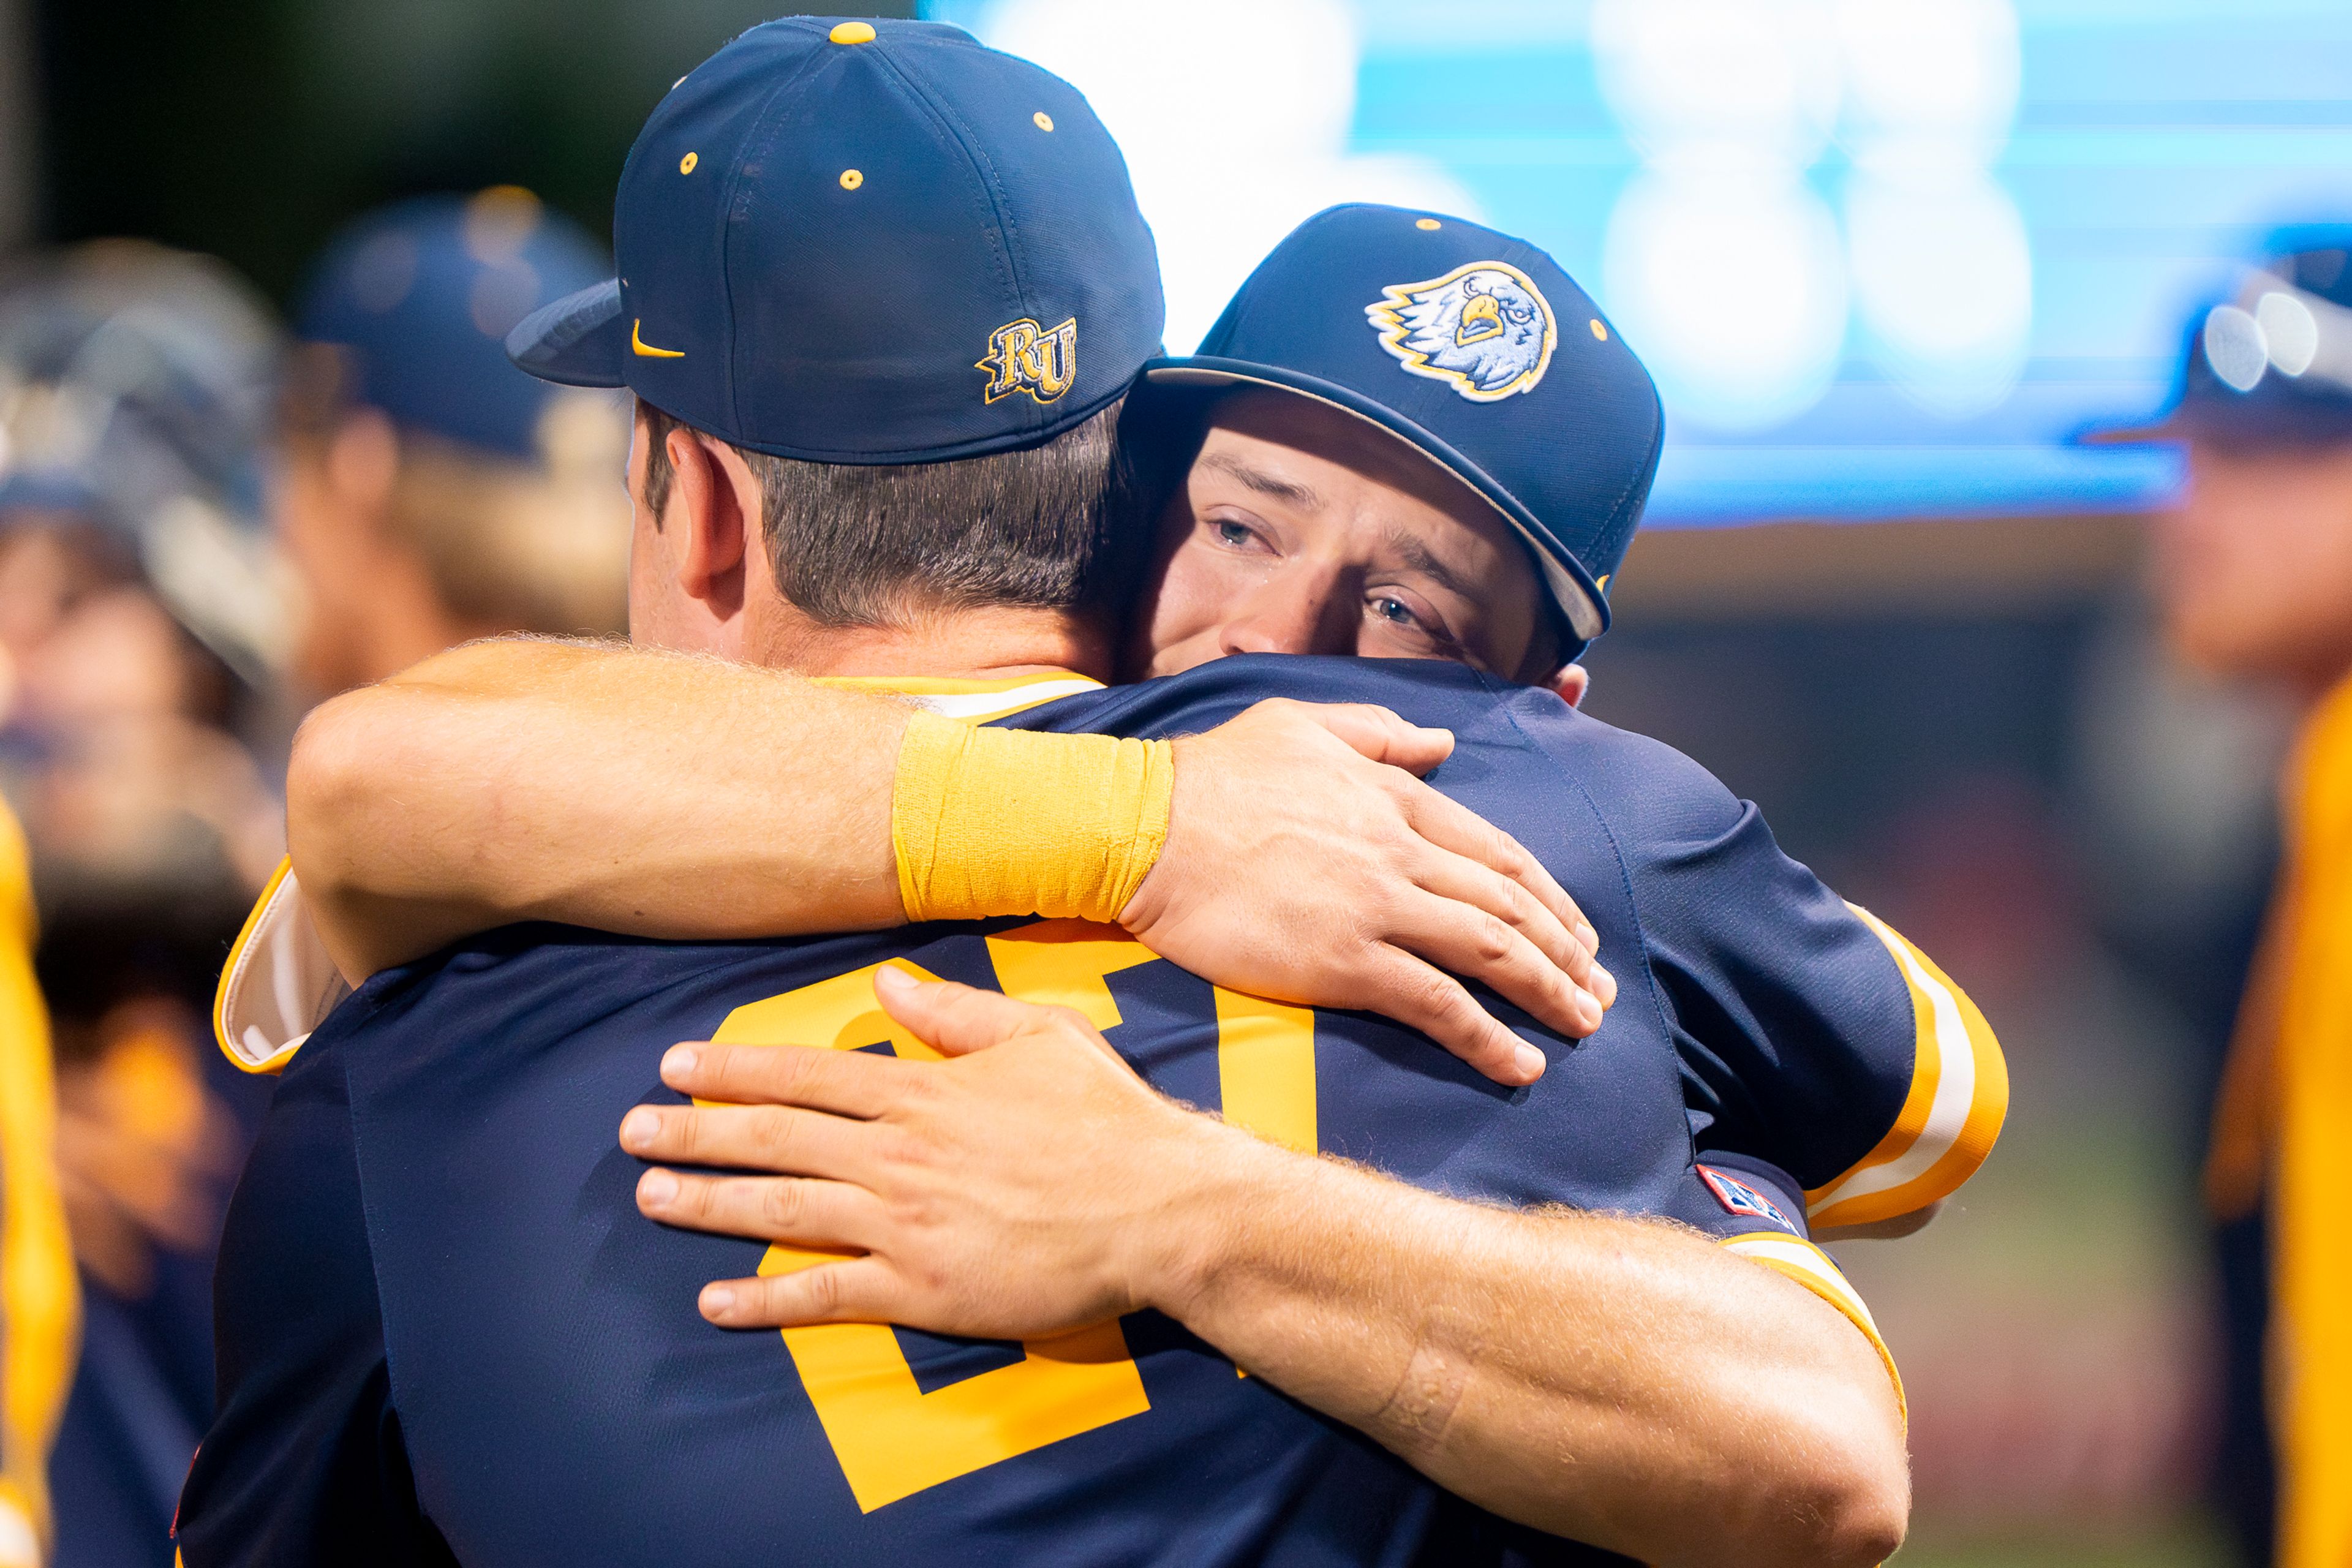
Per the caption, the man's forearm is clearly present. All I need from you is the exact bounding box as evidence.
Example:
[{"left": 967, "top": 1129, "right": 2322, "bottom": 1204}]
[
  {"left": 288, "top": 638, "right": 908, "bottom": 976},
  {"left": 1144, "top": 1131, "right": 1909, "bottom": 1567},
  {"left": 631, "top": 989, "right": 1905, "bottom": 1559}
]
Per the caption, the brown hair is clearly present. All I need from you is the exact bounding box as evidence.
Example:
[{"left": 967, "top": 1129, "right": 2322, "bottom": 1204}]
[{"left": 636, "top": 396, "right": 1160, "bottom": 628}]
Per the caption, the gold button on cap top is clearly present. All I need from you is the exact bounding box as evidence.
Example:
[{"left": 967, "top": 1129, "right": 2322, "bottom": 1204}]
[
  {"left": 829, "top": 21, "right": 876, "bottom": 44},
  {"left": 1589, "top": 318, "right": 1608, "bottom": 341},
  {"left": 839, "top": 169, "right": 864, "bottom": 190},
  {"left": 1415, "top": 217, "right": 1441, "bottom": 230}
]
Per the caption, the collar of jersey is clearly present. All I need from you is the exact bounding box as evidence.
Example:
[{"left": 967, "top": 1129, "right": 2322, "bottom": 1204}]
[{"left": 815, "top": 669, "right": 1104, "bottom": 723}]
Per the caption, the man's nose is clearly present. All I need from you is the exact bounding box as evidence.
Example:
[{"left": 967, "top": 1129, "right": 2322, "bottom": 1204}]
[{"left": 1218, "top": 570, "right": 1356, "bottom": 658}]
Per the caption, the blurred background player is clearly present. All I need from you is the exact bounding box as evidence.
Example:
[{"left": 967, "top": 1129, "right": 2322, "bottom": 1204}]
[
  {"left": 275, "top": 187, "right": 630, "bottom": 698},
  {"left": 0, "top": 189, "right": 630, "bottom": 1567},
  {"left": 2107, "top": 228, "right": 2352, "bottom": 1568}
]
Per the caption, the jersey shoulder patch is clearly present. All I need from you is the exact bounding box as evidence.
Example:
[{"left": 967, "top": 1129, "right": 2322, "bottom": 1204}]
[{"left": 1697, "top": 1163, "right": 1799, "bottom": 1235}]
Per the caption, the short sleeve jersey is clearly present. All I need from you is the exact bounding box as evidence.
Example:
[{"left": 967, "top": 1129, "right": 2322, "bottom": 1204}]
[
  {"left": 1006, "top": 657, "right": 2007, "bottom": 1231},
  {"left": 181, "top": 656, "right": 1994, "bottom": 1566}
]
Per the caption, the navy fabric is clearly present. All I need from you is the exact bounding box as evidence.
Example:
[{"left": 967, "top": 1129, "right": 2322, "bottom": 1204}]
[
  {"left": 296, "top": 193, "right": 612, "bottom": 460},
  {"left": 507, "top": 17, "right": 1164, "bottom": 463},
  {"left": 1011, "top": 657, "right": 1918, "bottom": 1189},
  {"left": 1147, "top": 206, "right": 1664, "bottom": 650},
  {"left": 182, "top": 1014, "right": 454, "bottom": 1566},
  {"left": 181, "top": 657, "right": 1902, "bottom": 1567}
]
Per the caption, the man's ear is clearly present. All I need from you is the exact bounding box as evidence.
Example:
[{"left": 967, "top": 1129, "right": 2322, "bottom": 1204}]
[
  {"left": 325, "top": 409, "right": 400, "bottom": 519},
  {"left": 664, "top": 426, "right": 750, "bottom": 620},
  {"left": 1546, "top": 663, "right": 1590, "bottom": 707}
]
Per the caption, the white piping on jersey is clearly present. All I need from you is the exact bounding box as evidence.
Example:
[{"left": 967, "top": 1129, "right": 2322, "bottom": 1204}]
[
  {"left": 1719, "top": 1230, "right": 1904, "bottom": 1420},
  {"left": 900, "top": 677, "right": 1106, "bottom": 722},
  {"left": 1807, "top": 905, "right": 1977, "bottom": 1215},
  {"left": 1720, "top": 1232, "right": 1882, "bottom": 1339},
  {"left": 213, "top": 861, "right": 349, "bottom": 1072}
]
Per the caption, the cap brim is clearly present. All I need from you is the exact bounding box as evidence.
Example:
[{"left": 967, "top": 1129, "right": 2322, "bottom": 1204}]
[
  {"left": 506, "top": 280, "right": 628, "bottom": 388},
  {"left": 1144, "top": 357, "right": 1610, "bottom": 646},
  {"left": 2076, "top": 406, "right": 2190, "bottom": 445},
  {"left": 2076, "top": 398, "right": 2352, "bottom": 448}
]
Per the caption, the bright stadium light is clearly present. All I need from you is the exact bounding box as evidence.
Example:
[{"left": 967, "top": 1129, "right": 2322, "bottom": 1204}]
[
  {"left": 1846, "top": 168, "right": 2032, "bottom": 416},
  {"left": 1838, "top": 0, "right": 2029, "bottom": 417},
  {"left": 2203, "top": 304, "right": 2269, "bottom": 393},
  {"left": 1836, "top": 0, "right": 2020, "bottom": 172},
  {"left": 1603, "top": 171, "right": 1850, "bottom": 431},
  {"left": 975, "top": 0, "right": 1477, "bottom": 352},
  {"left": 1590, "top": 0, "right": 1840, "bottom": 174},
  {"left": 1593, "top": 0, "right": 1849, "bottom": 430},
  {"left": 2256, "top": 289, "right": 2320, "bottom": 377}
]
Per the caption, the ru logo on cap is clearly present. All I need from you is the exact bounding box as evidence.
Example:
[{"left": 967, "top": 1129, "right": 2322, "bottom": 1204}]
[
  {"left": 1366, "top": 260, "right": 1557, "bottom": 402},
  {"left": 977, "top": 315, "right": 1079, "bottom": 404}
]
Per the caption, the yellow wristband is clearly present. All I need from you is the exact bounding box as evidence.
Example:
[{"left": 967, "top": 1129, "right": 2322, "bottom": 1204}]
[{"left": 892, "top": 712, "right": 1177, "bottom": 925}]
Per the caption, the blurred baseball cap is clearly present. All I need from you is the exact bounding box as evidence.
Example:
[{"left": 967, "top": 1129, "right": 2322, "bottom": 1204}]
[
  {"left": 1143, "top": 205, "right": 1662, "bottom": 657},
  {"left": 505, "top": 16, "right": 1163, "bottom": 464},
  {"left": 2086, "top": 227, "right": 2352, "bottom": 448},
  {"left": 0, "top": 241, "right": 289, "bottom": 679},
  {"left": 295, "top": 189, "right": 612, "bottom": 460}
]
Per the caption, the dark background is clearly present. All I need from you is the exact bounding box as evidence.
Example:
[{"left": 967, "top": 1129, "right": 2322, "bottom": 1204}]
[{"left": 26, "top": 0, "right": 913, "bottom": 299}]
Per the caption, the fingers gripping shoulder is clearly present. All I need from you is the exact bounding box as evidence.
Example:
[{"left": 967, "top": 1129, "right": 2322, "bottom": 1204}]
[{"left": 1804, "top": 907, "right": 2008, "bottom": 1231}]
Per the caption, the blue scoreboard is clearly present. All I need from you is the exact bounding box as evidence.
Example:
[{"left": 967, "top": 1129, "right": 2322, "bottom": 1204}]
[{"left": 927, "top": 0, "right": 2352, "bottom": 524}]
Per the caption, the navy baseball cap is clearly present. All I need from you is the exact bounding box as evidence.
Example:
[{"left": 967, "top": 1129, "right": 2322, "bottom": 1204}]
[
  {"left": 296, "top": 190, "right": 612, "bottom": 460},
  {"left": 2088, "top": 227, "right": 2352, "bottom": 447},
  {"left": 506, "top": 17, "right": 1163, "bottom": 464},
  {"left": 1146, "top": 205, "right": 1662, "bottom": 653}
]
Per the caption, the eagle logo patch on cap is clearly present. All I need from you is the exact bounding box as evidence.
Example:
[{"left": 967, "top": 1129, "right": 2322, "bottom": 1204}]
[
  {"left": 1366, "top": 261, "right": 1557, "bottom": 402},
  {"left": 977, "top": 315, "right": 1078, "bottom": 405}
]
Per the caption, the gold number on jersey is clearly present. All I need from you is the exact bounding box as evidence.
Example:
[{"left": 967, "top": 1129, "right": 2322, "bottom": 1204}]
[{"left": 706, "top": 919, "right": 1314, "bottom": 1510}]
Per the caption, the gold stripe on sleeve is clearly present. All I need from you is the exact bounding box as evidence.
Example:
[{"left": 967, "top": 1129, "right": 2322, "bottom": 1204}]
[
  {"left": 1721, "top": 1232, "right": 1904, "bottom": 1425},
  {"left": 1805, "top": 905, "right": 2008, "bottom": 1231}
]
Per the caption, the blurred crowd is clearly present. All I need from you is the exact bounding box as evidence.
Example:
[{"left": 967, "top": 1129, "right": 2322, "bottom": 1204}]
[{"left": 0, "top": 187, "right": 633, "bottom": 1568}]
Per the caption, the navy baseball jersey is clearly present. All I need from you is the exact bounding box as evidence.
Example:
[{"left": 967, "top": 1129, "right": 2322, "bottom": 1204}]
[{"left": 183, "top": 656, "right": 1963, "bottom": 1564}]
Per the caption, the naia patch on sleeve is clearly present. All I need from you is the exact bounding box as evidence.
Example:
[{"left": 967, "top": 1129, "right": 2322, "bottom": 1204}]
[{"left": 1698, "top": 1164, "right": 1799, "bottom": 1234}]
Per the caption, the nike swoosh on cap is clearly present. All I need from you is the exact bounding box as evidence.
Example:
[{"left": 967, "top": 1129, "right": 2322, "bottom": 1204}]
[{"left": 631, "top": 320, "right": 684, "bottom": 359}]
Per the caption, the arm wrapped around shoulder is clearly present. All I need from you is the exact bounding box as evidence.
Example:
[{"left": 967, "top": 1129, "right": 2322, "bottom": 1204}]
[{"left": 892, "top": 712, "right": 1175, "bottom": 925}]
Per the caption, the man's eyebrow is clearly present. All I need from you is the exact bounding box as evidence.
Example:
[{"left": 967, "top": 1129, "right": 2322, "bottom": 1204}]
[
  {"left": 1382, "top": 527, "right": 1481, "bottom": 602},
  {"left": 1199, "top": 451, "right": 1321, "bottom": 511}
]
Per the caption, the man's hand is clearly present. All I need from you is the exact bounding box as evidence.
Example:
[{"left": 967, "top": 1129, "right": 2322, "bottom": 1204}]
[
  {"left": 623, "top": 966, "right": 1228, "bottom": 1337},
  {"left": 624, "top": 970, "right": 1910, "bottom": 1567},
  {"left": 292, "top": 643, "right": 1611, "bottom": 1085},
  {"left": 1123, "top": 699, "right": 1615, "bottom": 1086}
]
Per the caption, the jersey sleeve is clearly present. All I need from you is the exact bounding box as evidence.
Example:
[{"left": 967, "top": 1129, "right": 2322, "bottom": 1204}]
[
  {"left": 1804, "top": 903, "right": 2008, "bottom": 1230},
  {"left": 1674, "top": 1153, "right": 1904, "bottom": 1423},
  {"left": 1597, "top": 736, "right": 2007, "bottom": 1231},
  {"left": 173, "top": 1038, "right": 453, "bottom": 1567},
  {"left": 212, "top": 859, "right": 351, "bottom": 1076}
]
